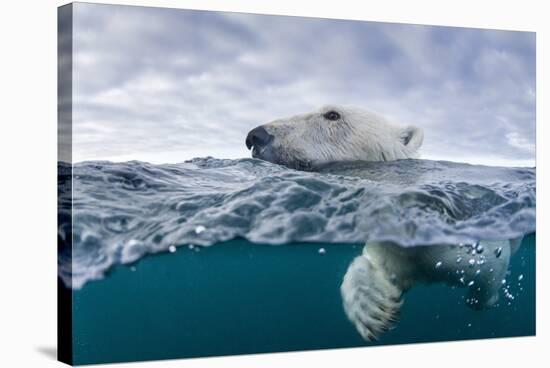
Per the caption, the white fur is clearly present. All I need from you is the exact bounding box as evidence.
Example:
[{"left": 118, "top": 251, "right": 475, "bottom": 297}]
[
  {"left": 341, "top": 240, "right": 518, "bottom": 340},
  {"left": 257, "top": 105, "right": 423, "bottom": 169}
]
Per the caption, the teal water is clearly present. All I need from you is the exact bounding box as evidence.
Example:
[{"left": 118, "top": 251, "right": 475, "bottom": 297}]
[{"left": 72, "top": 233, "right": 535, "bottom": 365}]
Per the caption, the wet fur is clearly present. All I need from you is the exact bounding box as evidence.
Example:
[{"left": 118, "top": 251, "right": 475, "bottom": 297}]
[{"left": 341, "top": 240, "right": 516, "bottom": 340}]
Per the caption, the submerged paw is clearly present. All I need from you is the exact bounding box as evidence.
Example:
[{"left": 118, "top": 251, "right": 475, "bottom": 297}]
[{"left": 341, "top": 255, "right": 404, "bottom": 341}]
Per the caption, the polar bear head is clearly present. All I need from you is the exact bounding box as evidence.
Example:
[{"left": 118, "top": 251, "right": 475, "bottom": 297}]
[{"left": 245, "top": 105, "right": 424, "bottom": 170}]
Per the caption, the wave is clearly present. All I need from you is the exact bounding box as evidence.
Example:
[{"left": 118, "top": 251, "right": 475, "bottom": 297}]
[{"left": 58, "top": 158, "right": 535, "bottom": 289}]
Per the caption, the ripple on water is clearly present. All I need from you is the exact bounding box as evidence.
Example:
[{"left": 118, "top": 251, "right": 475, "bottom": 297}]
[{"left": 58, "top": 158, "right": 536, "bottom": 289}]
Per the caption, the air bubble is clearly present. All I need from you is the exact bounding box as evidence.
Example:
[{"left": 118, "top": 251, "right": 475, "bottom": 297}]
[
  {"left": 504, "top": 289, "right": 515, "bottom": 300},
  {"left": 318, "top": 247, "right": 326, "bottom": 255},
  {"left": 435, "top": 261, "right": 442, "bottom": 269},
  {"left": 195, "top": 225, "right": 206, "bottom": 234},
  {"left": 168, "top": 245, "right": 176, "bottom": 253}
]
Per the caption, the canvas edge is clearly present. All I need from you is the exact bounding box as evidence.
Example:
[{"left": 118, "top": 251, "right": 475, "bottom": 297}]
[{"left": 58, "top": 2, "right": 74, "bottom": 366}]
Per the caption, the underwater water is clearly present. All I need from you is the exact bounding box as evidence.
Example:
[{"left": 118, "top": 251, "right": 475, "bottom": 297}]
[
  {"left": 58, "top": 158, "right": 536, "bottom": 365},
  {"left": 71, "top": 235, "right": 535, "bottom": 365}
]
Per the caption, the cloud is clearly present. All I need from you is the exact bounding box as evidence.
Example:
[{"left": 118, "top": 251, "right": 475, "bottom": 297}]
[
  {"left": 71, "top": 3, "right": 535, "bottom": 166},
  {"left": 506, "top": 131, "right": 536, "bottom": 154}
]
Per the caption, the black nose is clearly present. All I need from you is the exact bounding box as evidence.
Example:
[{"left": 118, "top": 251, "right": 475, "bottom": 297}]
[{"left": 246, "top": 126, "right": 273, "bottom": 150}]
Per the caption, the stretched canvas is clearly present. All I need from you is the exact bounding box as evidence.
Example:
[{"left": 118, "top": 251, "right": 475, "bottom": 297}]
[{"left": 58, "top": 2, "right": 536, "bottom": 365}]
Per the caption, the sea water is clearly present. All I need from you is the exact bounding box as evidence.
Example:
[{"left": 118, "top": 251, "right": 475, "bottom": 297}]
[{"left": 57, "top": 158, "right": 535, "bottom": 365}]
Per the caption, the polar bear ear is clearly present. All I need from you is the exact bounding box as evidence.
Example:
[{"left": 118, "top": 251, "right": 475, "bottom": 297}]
[{"left": 399, "top": 126, "right": 424, "bottom": 151}]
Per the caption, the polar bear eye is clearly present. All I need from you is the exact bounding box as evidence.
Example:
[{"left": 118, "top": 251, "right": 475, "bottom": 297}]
[{"left": 323, "top": 111, "right": 341, "bottom": 121}]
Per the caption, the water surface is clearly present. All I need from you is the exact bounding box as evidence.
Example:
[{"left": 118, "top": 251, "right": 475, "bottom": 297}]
[{"left": 58, "top": 158, "right": 535, "bottom": 289}]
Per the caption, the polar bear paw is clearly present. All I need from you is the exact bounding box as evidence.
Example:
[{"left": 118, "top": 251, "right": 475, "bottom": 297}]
[{"left": 341, "top": 254, "right": 404, "bottom": 341}]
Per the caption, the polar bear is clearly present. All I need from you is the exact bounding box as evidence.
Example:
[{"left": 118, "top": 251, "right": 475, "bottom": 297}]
[{"left": 245, "top": 105, "right": 521, "bottom": 340}]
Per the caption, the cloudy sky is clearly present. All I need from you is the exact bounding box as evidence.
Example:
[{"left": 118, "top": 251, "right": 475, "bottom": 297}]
[{"left": 70, "top": 3, "right": 535, "bottom": 166}]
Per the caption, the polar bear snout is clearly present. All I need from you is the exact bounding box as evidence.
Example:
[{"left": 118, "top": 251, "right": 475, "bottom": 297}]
[
  {"left": 246, "top": 126, "right": 273, "bottom": 150},
  {"left": 246, "top": 125, "right": 276, "bottom": 160}
]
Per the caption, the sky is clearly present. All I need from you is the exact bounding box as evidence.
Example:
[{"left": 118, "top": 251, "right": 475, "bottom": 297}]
[{"left": 69, "top": 3, "right": 536, "bottom": 166}]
